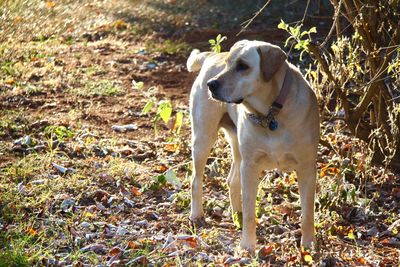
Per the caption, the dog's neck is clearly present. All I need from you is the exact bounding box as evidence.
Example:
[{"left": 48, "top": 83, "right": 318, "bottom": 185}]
[{"left": 244, "top": 63, "right": 290, "bottom": 116}]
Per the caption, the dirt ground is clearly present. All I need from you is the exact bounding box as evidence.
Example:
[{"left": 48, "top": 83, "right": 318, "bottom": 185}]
[{"left": 0, "top": 0, "right": 399, "bottom": 266}]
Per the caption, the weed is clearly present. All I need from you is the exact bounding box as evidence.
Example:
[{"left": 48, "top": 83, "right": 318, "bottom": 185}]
[
  {"left": 24, "top": 84, "right": 43, "bottom": 96},
  {"left": 278, "top": 20, "right": 316, "bottom": 60},
  {"left": 132, "top": 79, "right": 144, "bottom": 90},
  {"left": 107, "top": 156, "right": 136, "bottom": 179},
  {"left": 44, "top": 125, "right": 75, "bottom": 141},
  {"left": 145, "top": 39, "right": 190, "bottom": 56},
  {"left": 209, "top": 34, "right": 227, "bottom": 53},
  {"left": 142, "top": 96, "right": 185, "bottom": 135},
  {"left": 84, "top": 65, "right": 106, "bottom": 76},
  {"left": 1, "top": 61, "right": 17, "bottom": 77},
  {"left": 171, "top": 191, "right": 190, "bottom": 210},
  {"left": 0, "top": 248, "right": 29, "bottom": 267},
  {"left": 71, "top": 80, "right": 124, "bottom": 97}
]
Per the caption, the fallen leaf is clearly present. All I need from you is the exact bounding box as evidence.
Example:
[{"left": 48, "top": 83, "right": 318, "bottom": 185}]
[
  {"left": 357, "top": 257, "right": 368, "bottom": 265},
  {"left": 109, "top": 246, "right": 123, "bottom": 256},
  {"left": 112, "top": 19, "right": 128, "bottom": 30},
  {"left": 347, "top": 230, "right": 355, "bottom": 240},
  {"left": 131, "top": 186, "right": 142, "bottom": 196},
  {"left": 164, "top": 143, "right": 178, "bottom": 152},
  {"left": 80, "top": 243, "right": 107, "bottom": 254},
  {"left": 258, "top": 245, "right": 273, "bottom": 259},
  {"left": 6, "top": 78, "right": 15, "bottom": 85},
  {"left": 155, "top": 165, "right": 168, "bottom": 173},
  {"left": 304, "top": 254, "right": 313, "bottom": 264},
  {"left": 127, "top": 241, "right": 139, "bottom": 250},
  {"left": 47, "top": 1, "right": 56, "bottom": 8},
  {"left": 14, "top": 16, "right": 23, "bottom": 22},
  {"left": 27, "top": 227, "right": 37, "bottom": 236},
  {"left": 176, "top": 235, "right": 198, "bottom": 248}
]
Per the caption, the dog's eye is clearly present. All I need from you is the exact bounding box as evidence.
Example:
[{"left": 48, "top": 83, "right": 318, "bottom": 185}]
[{"left": 236, "top": 62, "right": 249, "bottom": 72}]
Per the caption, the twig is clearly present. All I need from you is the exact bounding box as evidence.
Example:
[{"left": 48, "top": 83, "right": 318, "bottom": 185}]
[
  {"left": 237, "top": 0, "right": 272, "bottom": 36},
  {"left": 320, "top": 0, "right": 343, "bottom": 47}
]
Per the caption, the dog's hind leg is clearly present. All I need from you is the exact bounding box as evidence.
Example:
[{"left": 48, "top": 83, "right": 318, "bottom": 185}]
[
  {"left": 189, "top": 104, "right": 223, "bottom": 225},
  {"left": 296, "top": 164, "right": 317, "bottom": 248},
  {"left": 221, "top": 116, "right": 242, "bottom": 217}
]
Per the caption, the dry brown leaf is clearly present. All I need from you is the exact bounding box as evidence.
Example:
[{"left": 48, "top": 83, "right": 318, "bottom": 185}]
[
  {"left": 47, "top": 1, "right": 56, "bottom": 8},
  {"left": 109, "top": 246, "right": 122, "bottom": 256},
  {"left": 127, "top": 241, "right": 139, "bottom": 250},
  {"left": 131, "top": 186, "right": 142, "bottom": 196},
  {"left": 164, "top": 143, "right": 178, "bottom": 152},
  {"left": 155, "top": 165, "right": 168, "bottom": 173},
  {"left": 177, "top": 235, "right": 198, "bottom": 248}
]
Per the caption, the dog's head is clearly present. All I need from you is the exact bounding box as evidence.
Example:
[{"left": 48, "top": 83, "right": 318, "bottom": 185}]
[{"left": 207, "top": 40, "right": 287, "bottom": 104}]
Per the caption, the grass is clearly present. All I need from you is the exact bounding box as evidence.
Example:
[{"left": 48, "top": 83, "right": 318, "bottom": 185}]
[
  {"left": 71, "top": 80, "right": 124, "bottom": 97},
  {"left": 145, "top": 39, "right": 191, "bottom": 56},
  {"left": 0, "top": 248, "right": 29, "bottom": 267}
]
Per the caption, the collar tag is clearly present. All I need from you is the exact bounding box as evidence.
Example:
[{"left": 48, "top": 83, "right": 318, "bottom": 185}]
[{"left": 247, "top": 106, "right": 280, "bottom": 131}]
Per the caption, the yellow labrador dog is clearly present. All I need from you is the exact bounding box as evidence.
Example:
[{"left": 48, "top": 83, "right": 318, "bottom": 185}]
[{"left": 187, "top": 40, "right": 319, "bottom": 253}]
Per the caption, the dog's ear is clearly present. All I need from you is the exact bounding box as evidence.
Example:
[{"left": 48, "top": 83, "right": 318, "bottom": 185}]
[{"left": 257, "top": 45, "right": 287, "bottom": 82}]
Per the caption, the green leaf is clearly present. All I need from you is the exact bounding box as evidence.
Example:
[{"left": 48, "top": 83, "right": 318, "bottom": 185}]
[
  {"left": 174, "top": 111, "right": 183, "bottom": 134},
  {"left": 216, "top": 34, "right": 221, "bottom": 42},
  {"left": 158, "top": 101, "right": 172, "bottom": 124},
  {"left": 388, "top": 64, "right": 393, "bottom": 74},
  {"left": 165, "top": 169, "right": 181, "bottom": 189},
  {"left": 284, "top": 36, "right": 294, "bottom": 47},
  {"left": 289, "top": 26, "right": 300, "bottom": 38},
  {"left": 132, "top": 80, "right": 144, "bottom": 90},
  {"left": 141, "top": 100, "right": 154, "bottom": 114},
  {"left": 304, "top": 254, "right": 313, "bottom": 263},
  {"left": 277, "top": 19, "right": 287, "bottom": 30},
  {"left": 348, "top": 231, "right": 355, "bottom": 240},
  {"left": 232, "top": 211, "right": 243, "bottom": 229},
  {"left": 209, "top": 39, "right": 216, "bottom": 45},
  {"left": 309, "top": 27, "right": 317, "bottom": 34}
]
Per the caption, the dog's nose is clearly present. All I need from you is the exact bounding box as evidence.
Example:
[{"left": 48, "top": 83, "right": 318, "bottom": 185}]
[{"left": 207, "top": 80, "right": 220, "bottom": 93}]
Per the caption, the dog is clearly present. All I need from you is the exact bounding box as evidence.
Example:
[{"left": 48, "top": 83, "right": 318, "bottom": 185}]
[{"left": 186, "top": 40, "right": 320, "bottom": 253}]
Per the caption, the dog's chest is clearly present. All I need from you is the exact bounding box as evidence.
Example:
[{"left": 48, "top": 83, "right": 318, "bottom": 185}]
[{"left": 243, "top": 130, "right": 299, "bottom": 172}]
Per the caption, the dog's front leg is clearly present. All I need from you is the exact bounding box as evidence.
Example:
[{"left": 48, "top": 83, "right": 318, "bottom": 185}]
[
  {"left": 239, "top": 161, "right": 260, "bottom": 253},
  {"left": 190, "top": 132, "right": 218, "bottom": 225},
  {"left": 296, "top": 165, "right": 317, "bottom": 248}
]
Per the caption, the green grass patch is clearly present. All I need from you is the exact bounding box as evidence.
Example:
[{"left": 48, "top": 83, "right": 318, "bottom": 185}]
[
  {"left": 72, "top": 80, "right": 124, "bottom": 97},
  {"left": 0, "top": 248, "right": 29, "bottom": 267},
  {"left": 145, "top": 39, "right": 190, "bottom": 56}
]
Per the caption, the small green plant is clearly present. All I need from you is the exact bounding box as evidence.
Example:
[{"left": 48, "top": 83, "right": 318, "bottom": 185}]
[
  {"left": 232, "top": 211, "right": 243, "bottom": 229},
  {"left": 278, "top": 20, "right": 317, "bottom": 60},
  {"left": 171, "top": 191, "right": 190, "bottom": 210},
  {"left": 1, "top": 61, "right": 17, "bottom": 77},
  {"left": 0, "top": 248, "right": 29, "bottom": 267},
  {"left": 132, "top": 79, "right": 144, "bottom": 90},
  {"left": 142, "top": 97, "right": 184, "bottom": 135},
  {"left": 141, "top": 169, "right": 181, "bottom": 192},
  {"left": 209, "top": 34, "right": 227, "bottom": 53},
  {"left": 145, "top": 39, "right": 190, "bottom": 55},
  {"left": 74, "top": 80, "right": 124, "bottom": 97},
  {"left": 44, "top": 125, "right": 75, "bottom": 141}
]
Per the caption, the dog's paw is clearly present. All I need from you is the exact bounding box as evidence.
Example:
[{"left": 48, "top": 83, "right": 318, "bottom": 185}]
[
  {"left": 236, "top": 243, "right": 256, "bottom": 257},
  {"left": 232, "top": 211, "right": 243, "bottom": 229},
  {"left": 189, "top": 217, "right": 207, "bottom": 228}
]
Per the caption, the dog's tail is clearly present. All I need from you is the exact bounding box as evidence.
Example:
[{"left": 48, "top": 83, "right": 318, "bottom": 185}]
[{"left": 186, "top": 49, "right": 213, "bottom": 72}]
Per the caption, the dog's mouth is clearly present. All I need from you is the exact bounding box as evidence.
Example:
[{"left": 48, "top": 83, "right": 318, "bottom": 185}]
[
  {"left": 211, "top": 93, "right": 243, "bottom": 105},
  {"left": 232, "top": 98, "right": 244, "bottom": 104}
]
